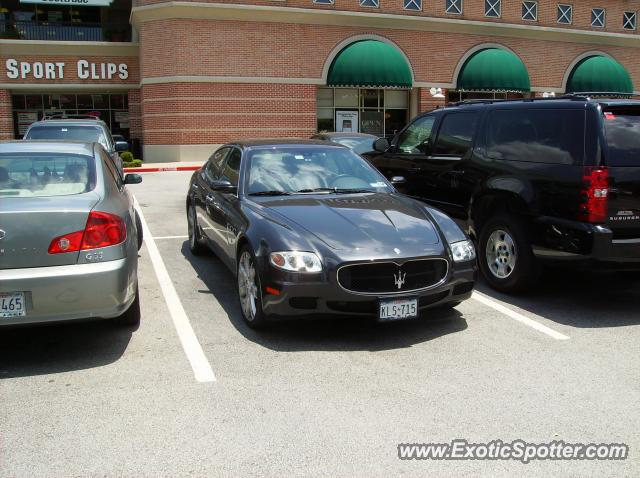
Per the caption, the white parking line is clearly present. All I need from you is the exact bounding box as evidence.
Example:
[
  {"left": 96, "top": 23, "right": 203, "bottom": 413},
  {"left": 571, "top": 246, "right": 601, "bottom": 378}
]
[
  {"left": 154, "top": 235, "right": 189, "bottom": 240},
  {"left": 133, "top": 196, "right": 216, "bottom": 383},
  {"left": 472, "top": 291, "right": 570, "bottom": 341}
]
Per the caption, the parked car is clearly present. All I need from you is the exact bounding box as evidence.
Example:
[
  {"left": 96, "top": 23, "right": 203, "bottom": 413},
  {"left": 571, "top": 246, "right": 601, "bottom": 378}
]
[
  {"left": 363, "top": 97, "right": 640, "bottom": 292},
  {"left": 311, "top": 132, "right": 379, "bottom": 154},
  {"left": 186, "top": 140, "right": 476, "bottom": 328},
  {"left": 0, "top": 141, "right": 143, "bottom": 326},
  {"left": 24, "top": 118, "right": 128, "bottom": 173}
]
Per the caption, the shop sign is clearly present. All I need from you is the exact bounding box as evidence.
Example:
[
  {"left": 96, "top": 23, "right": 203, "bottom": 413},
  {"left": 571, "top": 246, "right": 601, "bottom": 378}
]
[
  {"left": 20, "top": 0, "right": 113, "bottom": 6},
  {"left": 5, "top": 59, "right": 128, "bottom": 81},
  {"left": 336, "top": 111, "right": 359, "bottom": 133}
]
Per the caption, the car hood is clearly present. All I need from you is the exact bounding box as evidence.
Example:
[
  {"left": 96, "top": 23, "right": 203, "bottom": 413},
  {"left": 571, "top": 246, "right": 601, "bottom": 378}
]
[{"left": 259, "top": 193, "right": 442, "bottom": 254}]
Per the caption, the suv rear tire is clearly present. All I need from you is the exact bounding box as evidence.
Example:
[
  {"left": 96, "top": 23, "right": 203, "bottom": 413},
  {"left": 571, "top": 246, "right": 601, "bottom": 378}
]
[{"left": 478, "top": 214, "right": 540, "bottom": 293}]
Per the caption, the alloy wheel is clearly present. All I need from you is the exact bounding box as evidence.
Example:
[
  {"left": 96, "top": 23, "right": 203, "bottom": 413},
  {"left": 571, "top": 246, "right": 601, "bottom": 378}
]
[
  {"left": 486, "top": 229, "right": 517, "bottom": 279},
  {"left": 238, "top": 251, "right": 258, "bottom": 321}
]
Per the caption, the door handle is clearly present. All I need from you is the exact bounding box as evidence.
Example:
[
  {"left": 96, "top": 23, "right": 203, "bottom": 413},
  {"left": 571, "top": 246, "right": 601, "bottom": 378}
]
[
  {"left": 408, "top": 167, "right": 421, "bottom": 173},
  {"left": 206, "top": 194, "right": 217, "bottom": 205},
  {"left": 448, "top": 170, "right": 465, "bottom": 176},
  {"left": 192, "top": 183, "right": 199, "bottom": 189}
]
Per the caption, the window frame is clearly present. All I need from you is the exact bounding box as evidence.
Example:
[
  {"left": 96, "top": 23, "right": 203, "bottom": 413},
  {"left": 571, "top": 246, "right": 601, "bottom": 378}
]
[
  {"left": 219, "top": 147, "right": 242, "bottom": 190},
  {"left": 484, "top": 0, "right": 501, "bottom": 19},
  {"left": 204, "top": 146, "right": 230, "bottom": 183},
  {"left": 431, "top": 112, "right": 479, "bottom": 160},
  {"left": 623, "top": 11, "right": 637, "bottom": 30},
  {"left": 403, "top": 0, "right": 422, "bottom": 11},
  {"left": 445, "top": 0, "right": 463, "bottom": 15},
  {"left": 591, "top": 7, "right": 606, "bottom": 28},
  {"left": 522, "top": 1, "right": 538, "bottom": 22},
  {"left": 313, "top": 0, "right": 334, "bottom": 4},
  {"left": 557, "top": 4, "right": 573, "bottom": 25},
  {"left": 395, "top": 114, "right": 438, "bottom": 155},
  {"left": 359, "top": 0, "right": 379, "bottom": 8}
]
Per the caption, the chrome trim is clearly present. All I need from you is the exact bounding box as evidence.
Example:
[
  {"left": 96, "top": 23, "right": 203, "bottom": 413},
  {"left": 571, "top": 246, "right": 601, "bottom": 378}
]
[
  {"left": 336, "top": 257, "right": 449, "bottom": 296},
  {"left": 612, "top": 238, "right": 640, "bottom": 244}
]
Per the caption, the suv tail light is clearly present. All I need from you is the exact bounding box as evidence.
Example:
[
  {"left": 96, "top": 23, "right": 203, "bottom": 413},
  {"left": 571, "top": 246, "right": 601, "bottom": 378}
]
[
  {"left": 48, "top": 211, "right": 126, "bottom": 254},
  {"left": 578, "top": 166, "right": 609, "bottom": 224}
]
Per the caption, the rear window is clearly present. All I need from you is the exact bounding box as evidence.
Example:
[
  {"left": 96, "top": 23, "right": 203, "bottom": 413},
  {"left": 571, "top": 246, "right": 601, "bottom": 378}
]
[
  {"left": 603, "top": 108, "right": 640, "bottom": 167},
  {"left": 487, "top": 109, "right": 585, "bottom": 165},
  {"left": 0, "top": 153, "right": 96, "bottom": 197},
  {"left": 25, "top": 125, "right": 109, "bottom": 151}
]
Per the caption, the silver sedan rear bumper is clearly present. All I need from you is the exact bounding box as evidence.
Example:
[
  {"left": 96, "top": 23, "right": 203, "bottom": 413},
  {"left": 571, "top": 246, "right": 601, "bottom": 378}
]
[{"left": 0, "top": 258, "right": 137, "bottom": 326}]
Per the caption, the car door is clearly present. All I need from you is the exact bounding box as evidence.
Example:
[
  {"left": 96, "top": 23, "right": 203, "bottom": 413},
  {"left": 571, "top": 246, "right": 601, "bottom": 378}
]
[
  {"left": 418, "top": 111, "right": 480, "bottom": 220},
  {"left": 195, "top": 147, "right": 230, "bottom": 251},
  {"left": 372, "top": 113, "right": 438, "bottom": 198},
  {"left": 214, "top": 147, "right": 245, "bottom": 268}
]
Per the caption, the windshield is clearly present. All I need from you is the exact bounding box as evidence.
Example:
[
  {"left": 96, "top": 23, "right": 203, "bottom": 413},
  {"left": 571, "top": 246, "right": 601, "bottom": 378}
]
[
  {"left": 0, "top": 153, "right": 96, "bottom": 197},
  {"left": 331, "top": 136, "right": 377, "bottom": 154},
  {"left": 26, "top": 125, "right": 110, "bottom": 151},
  {"left": 603, "top": 108, "right": 640, "bottom": 167},
  {"left": 246, "top": 146, "right": 390, "bottom": 195}
]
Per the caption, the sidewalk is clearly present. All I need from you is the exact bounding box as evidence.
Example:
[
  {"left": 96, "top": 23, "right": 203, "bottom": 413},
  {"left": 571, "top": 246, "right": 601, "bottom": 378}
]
[{"left": 124, "top": 161, "right": 204, "bottom": 173}]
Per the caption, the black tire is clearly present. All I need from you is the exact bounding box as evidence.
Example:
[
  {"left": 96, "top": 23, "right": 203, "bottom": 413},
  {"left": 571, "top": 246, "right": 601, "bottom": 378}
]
[
  {"left": 115, "top": 286, "right": 140, "bottom": 327},
  {"left": 478, "top": 214, "right": 540, "bottom": 293},
  {"left": 237, "top": 245, "right": 268, "bottom": 329},
  {"left": 187, "top": 203, "right": 207, "bottom": 256},
  {"left": 135, "top": 212, "right": 143, "bottom": 251}
]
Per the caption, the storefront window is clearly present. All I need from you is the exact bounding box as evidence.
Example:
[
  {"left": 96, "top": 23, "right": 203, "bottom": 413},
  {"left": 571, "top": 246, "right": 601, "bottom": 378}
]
[
  {"left": 316, "top": 87, "right": 409, "bottom": 138},
  {"left": 447, "top": 91, "right": 528, "bottom": 102}
]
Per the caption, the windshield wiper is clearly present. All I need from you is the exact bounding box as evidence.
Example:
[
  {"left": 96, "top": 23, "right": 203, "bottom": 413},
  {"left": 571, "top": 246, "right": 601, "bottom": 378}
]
[
  {"left": 296, "top": 187, "right": 375, "bottom": 194},
  {"left": 296, "top": 188, "right": 335, "bottom": 194},
  {"left": 248, "top": 190, "right": 292, "bottom": 196}
]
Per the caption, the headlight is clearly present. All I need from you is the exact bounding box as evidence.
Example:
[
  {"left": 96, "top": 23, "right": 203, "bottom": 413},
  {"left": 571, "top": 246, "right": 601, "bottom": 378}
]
[
  {"left": 450, "top": 240, "right": 476, "bottom": 262},
  {"left": 269, "top": 251, "right": 323, "bottom": 273}
]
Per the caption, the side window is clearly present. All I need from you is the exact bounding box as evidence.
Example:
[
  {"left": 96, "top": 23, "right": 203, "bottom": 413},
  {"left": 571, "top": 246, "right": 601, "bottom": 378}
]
[
  {"left": 486, "top": 109, "right": 585, "bottom": 165},
  {"left": 220, "top": 148, "right": 242, "bottom": 187},
  {"left": 204, "top": 147, "right": 230, "bottom": 181},
  {"left": 432, "top": 113, "right": 478, "bottom": 157},
  {"left": 397, "top": 115, "right": 436, "bottom": 154},
  {"left": 101, "top": 149, "right": 123, "bottom": 189}
]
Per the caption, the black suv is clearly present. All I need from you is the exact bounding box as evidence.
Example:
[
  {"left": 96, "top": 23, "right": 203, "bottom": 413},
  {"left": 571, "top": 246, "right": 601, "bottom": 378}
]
[
  {"left": 24, "top": 117, "right": 128, "bottom": 174},
  {"left": 364, "top": 97, "right": 640, "bottom": 292}
]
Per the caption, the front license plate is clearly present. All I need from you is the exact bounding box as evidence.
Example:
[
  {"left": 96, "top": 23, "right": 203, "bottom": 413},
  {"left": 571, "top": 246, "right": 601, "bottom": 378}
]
[
  {"left": 378, "top": 297, "right": 418, "bottom": 322},
  {"left": 0, "top": 292, "right": 26, "bottom": 318}
]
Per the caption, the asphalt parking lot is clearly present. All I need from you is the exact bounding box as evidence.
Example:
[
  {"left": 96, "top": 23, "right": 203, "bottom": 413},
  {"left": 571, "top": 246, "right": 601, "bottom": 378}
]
[{"left": 1, "top": 171, "right": 639, "bottom": 477}]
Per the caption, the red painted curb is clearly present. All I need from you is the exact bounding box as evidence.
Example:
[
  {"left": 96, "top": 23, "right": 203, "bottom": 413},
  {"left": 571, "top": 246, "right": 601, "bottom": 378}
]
[{"left": 124, "top": 165, "right": 201, "bottom": 173}]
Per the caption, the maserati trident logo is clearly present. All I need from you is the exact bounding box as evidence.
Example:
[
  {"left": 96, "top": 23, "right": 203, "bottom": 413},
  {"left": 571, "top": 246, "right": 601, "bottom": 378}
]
[
  {"left": 394, "top": 270, "right": 406, "bottom": 290},
  {"left": 0, "top": 229, "right": 5, "bottom": 240}
]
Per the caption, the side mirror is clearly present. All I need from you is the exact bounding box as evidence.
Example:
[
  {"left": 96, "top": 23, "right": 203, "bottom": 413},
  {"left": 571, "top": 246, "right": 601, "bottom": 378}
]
[
  {"left": 211, "top": 179, "right": 237, "bottom": 193},
  {"left": 124, "top": 173, "right": 142, "bottom": 185},
  {"left": 391, "top": 176, "right": 406, "bottom": 185},
  {"left": 373, "top": 137, "right": 390, "bottom": 152},
  {"left": 114, "top": 141, "right": 129, "bottom": 152}
]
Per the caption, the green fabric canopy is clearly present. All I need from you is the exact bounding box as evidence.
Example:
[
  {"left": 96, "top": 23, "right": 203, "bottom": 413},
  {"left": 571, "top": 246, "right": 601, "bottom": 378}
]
[
  {"left": 457, "top": 48, "right": 530, "bottom": 92},
  {"left": 566, "top": 56, "right": 633, "bottom": 95},
  {"left": 327, "top": 40, "right": 413, "bottom": 88}
]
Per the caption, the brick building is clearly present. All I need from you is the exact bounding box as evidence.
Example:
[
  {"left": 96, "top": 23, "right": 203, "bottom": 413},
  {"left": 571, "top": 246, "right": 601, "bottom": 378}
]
[{"left": 1, "top": 0, "right": 640, "bottom": 162}]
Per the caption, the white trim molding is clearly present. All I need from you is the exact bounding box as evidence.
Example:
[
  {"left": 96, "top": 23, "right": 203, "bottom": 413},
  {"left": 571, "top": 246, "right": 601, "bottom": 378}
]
[
  {"left": 130, "top": 2, "right": 640, "bottom": 48},
  {"left": 320, "top": 34, "right": 415, "bottom": 85},
  {"left": 0, "top": 40, "right": 139, "bottom": 57},
  {"left": 141, "top": 75, "right": 324, "bottom": 86}
]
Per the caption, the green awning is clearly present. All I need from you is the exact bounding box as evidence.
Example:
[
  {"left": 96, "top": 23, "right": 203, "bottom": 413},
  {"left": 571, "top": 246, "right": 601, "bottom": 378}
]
[
  {"left": 327, "top": 40, "right": 412, "bottom": 88},
  {"left": 457, "top": 48, "right": 530, "bottom": 92},
  {"left": 566, "top": 56, "right": 633, "bottom": 96}
]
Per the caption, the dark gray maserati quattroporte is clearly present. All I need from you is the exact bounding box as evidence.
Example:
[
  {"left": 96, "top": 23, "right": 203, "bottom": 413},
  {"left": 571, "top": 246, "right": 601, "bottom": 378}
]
[{"left": 186, "top": 140, "right": 476, "bottom": 328}]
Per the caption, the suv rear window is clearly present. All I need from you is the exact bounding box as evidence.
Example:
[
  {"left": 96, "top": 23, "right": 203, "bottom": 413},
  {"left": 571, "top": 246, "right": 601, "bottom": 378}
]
[
  {"left": 486, "top": 109, "right": 585, "bottom": 165},
  {"left": 25, "top": 125, "right": 109, "bottom": 151},
  {"left": 603, "top": 107, "right": 640, "bottom": 167},
  {"left": 0, "top": 153, "right": 96, "bottom": 197}
]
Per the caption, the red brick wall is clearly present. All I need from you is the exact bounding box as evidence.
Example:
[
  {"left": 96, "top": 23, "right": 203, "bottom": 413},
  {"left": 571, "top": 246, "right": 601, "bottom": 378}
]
[
  {"left": 141, "top": 83, "right": 316, "bottom": 145},
  {"left": 133, "top": 0, "right": 640, "bottom": 35},
  {"left": 0, "top": 90, "right": 13, "bottom": 140},
  {"left": 419, "top": 88, "right": 446, "bottom": 114},
  {"left": 128, "top": 89, "right": 142, "bottom": 141}
]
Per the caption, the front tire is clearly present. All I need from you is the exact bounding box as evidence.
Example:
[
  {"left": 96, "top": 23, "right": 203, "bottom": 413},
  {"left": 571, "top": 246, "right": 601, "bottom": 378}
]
[
  {"left": 478, "top": 214, "right": 539, "bottom": 293},
  {"left": 237, "top": 245, "right": 268, "bottom": 329},
  {"left": 187, "top": 203, "right": 207, "bottom": 256}
]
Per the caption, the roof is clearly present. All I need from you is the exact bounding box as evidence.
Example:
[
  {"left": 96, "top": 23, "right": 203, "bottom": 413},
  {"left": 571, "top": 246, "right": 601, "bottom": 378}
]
[
  {"left": 230, "top": 138, "right": 348, "bottom": 148},
  {"left": 313, "top": 132, "right": 379, "bottom": 138},
  {"left": 439, "top": 97, "right": 640, "bottom": 114},
  {"left": 0, "top": 140, "right": 97, "bottom": 156},
  {"left": 28, "top": 119, "right": 109, "bottom": 128}
]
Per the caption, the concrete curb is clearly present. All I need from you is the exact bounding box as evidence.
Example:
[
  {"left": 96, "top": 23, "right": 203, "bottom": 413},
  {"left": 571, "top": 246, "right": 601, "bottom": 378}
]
[{"left": 124, "top": 165, "right": 201, "bottom": 173}]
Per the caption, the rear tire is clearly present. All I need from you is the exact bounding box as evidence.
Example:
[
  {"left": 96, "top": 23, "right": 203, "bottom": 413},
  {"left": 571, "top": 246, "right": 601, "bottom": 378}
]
[
  {"left": 187, "top": 203, "right": 207, "bottom": 256},
  {"left": 478, "top": 214, "right": 540, "bottom": 293},
  {"left": 116, "top": 287, "right": 140, "bottom": 327},
  {"left": 135, "top": 212, "right": 143, "bottom": 251},
  {"left": 237, "top": 245, "right": 268, "bottom": 329}
]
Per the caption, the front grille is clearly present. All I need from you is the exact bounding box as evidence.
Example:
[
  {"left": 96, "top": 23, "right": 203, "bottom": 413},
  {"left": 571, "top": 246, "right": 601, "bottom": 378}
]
[{"left": 337, "top": 258, "right": 448, "bottom": 294}]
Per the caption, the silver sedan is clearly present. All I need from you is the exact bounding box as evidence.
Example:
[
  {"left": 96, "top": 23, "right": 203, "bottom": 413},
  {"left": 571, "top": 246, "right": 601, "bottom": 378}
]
[{"left": 0, "top": 141, "right": 142, "bottom": 326}]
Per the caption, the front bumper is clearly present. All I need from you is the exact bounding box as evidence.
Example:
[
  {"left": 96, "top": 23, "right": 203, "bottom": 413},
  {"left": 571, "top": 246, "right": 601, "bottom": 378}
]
[
  {"left": 533, "top": 217, "right": 640, "bottom": 270},
  {"left": 0, "top": 258, "right": 137, "bottom": 326},
  {"left": 261, "top": 263, "right": 476, "bottom": 319}
]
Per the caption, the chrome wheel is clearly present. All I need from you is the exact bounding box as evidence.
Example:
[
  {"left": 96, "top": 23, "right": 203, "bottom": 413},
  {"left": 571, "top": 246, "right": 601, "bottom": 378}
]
[
  {"left": 188, "top": 206, "right": 197, "bottom": 248},
  {"left": 238, "top": 251, "right": 258, "bottom": 321},
  {"left": 486, "top": 229, "right": 517, "bottom": 279}
]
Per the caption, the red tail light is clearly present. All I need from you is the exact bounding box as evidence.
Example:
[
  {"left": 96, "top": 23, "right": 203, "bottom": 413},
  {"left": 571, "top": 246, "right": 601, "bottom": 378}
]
[
  {"left": 578, "top": 166, "right": 609, "bottom": 224},
  {"left": 48, "top": 211, "right": 126, "bottom": 254}
]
